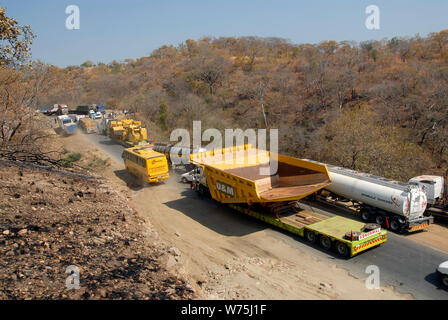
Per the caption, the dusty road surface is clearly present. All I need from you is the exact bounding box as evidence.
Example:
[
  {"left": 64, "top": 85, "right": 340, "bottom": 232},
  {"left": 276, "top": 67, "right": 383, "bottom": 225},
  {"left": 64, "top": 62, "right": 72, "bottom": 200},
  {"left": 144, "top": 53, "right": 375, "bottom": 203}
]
[{"left": 61, "top": 131, "right": 448, "bottom": 299}]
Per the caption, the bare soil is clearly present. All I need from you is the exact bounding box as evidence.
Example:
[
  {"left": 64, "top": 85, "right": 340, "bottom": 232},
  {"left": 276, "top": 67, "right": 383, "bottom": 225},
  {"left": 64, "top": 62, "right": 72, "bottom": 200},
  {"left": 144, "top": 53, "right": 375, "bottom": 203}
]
[{"left": 0, "top": 155, "right": 195, "bottom": 299}]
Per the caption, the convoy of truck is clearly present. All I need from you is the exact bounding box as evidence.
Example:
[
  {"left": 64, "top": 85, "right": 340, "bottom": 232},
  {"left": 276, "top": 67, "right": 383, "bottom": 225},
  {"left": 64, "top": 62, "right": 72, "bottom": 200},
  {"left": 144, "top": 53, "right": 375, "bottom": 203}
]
[{"left": 39, "top": 103, "right": 447, "bottom": 285}]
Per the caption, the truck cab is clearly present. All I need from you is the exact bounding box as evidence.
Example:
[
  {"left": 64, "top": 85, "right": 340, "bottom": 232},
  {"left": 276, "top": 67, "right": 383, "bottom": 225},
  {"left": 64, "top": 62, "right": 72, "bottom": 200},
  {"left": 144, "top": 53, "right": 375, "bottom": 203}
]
[
  {"left": 437, "top": 261, "right": 448, "bottom": 288},
  {"left": 409, "top": 175, "right": 445, "bottom": 205}
]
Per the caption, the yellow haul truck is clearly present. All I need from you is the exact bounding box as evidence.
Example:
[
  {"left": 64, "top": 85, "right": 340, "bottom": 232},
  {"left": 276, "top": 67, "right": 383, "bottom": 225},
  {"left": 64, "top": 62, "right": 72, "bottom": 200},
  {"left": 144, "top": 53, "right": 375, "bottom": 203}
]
[
  {"left": 123, "top": 144, "right": 169, "bottom": 184},
  {"left": 190, "top": 145, "right": 387, "bottom": 257},
  {"left": 108, "top": 119, "right": 148, "bottom": 146}
]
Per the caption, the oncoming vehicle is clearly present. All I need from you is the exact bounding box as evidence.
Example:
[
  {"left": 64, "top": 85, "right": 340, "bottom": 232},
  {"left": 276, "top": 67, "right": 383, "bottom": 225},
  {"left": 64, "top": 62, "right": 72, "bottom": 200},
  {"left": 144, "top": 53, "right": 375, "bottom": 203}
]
[
  {"left": 123, "top": 145, "right": 169, "bottom": 184},
  {"left": 437, "top": 261, "right": 448, "bottom": 288},
  {"left": 181, "top": 169, "right": 196, "bottom": 183},
  {"left": 89, "top": 110, "right": 102, "bottom": 120}
]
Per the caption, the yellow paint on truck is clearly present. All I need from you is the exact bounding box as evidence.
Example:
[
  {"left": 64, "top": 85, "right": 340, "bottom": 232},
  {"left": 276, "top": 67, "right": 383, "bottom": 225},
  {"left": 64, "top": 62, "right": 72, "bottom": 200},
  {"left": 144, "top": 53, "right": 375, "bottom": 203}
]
[{"left": 123, "top": 145, "right": 169, "bottom": 183}]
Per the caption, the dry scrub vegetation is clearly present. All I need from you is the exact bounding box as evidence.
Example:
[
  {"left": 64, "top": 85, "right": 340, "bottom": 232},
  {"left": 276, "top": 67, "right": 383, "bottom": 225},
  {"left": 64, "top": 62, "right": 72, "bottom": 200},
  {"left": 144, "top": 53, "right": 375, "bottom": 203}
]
[{"left": 37, "top": 33, "right": 448, "bottom": 181}]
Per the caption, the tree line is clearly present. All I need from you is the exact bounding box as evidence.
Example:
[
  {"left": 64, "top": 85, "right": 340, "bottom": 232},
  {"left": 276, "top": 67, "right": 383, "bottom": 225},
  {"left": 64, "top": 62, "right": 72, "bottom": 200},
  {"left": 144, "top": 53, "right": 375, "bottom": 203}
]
[{"left": 1, "top": 7, "right": 447, "bottom": 180}]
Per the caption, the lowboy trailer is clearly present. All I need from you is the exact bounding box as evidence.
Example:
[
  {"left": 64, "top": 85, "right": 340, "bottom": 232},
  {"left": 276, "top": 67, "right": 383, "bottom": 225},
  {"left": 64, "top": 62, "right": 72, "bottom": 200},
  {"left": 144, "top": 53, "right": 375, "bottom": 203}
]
[{"left": 190, "top": 145, "right": 387, "bottom": 257}]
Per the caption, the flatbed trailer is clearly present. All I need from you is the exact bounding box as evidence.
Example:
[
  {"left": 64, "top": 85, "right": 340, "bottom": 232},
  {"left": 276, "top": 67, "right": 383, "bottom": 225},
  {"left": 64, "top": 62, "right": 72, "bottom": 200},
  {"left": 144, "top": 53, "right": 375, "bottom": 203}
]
[
  {"left": 225, "top": 203, "right": 387, "bottom": 257},
  {"left": 190, "top": 145, "right": 387, "bottom": 257}
]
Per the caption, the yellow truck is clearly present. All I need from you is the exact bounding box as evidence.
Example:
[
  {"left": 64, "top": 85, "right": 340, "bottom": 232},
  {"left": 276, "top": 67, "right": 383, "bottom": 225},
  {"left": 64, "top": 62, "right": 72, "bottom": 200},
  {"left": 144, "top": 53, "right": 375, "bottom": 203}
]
[
  {"left": 108, "top": 119, "right": 148, "bottom": 146},
  {"left": 189, "top": 144, "right": 387, "bottom": 257},
  {"left": 122, "top": 144, "right": 169, "bottom": 184},
  {"left": 78, "top": 117, "right": 98, "bottom": 134}
]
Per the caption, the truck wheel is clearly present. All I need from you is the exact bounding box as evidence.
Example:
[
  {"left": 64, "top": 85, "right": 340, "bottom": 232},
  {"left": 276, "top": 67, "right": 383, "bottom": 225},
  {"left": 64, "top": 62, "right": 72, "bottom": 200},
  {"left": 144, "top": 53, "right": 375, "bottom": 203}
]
[
  {"left": 305, "top": 230, "right": 317, "bottom": 243},
  {"left": 361, "top": 210, "right": 371, "bottom": 222},
  {"left": 389, "top": 219, "right": 401, "bottom": 232},
  {"left": 375, "top": 215, "right": 385, "bottom": 226},
  {"left": 319, "top": 236, "right": 332, "bottom": 250},
  {"left": 335, "top": 242, "right": 349, "bottom": 257},
  {"left": 442, "top": 275, "right": 448, "bottom": 288}
]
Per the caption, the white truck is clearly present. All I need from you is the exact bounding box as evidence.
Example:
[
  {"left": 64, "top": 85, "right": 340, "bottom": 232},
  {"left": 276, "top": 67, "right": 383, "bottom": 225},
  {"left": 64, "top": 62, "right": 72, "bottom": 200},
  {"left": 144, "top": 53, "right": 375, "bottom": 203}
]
[
  {"left": 304, "top": 161, "right": 433, "bottom": 233},
  {"left": 437, "top": 261, "right": 448, "bottom": 288},
  {"left": 408, "top": 175, "right": 448, "bottom": 220},
  {"left": 57, "top": 115, "right": 77, "bottom": 135}
]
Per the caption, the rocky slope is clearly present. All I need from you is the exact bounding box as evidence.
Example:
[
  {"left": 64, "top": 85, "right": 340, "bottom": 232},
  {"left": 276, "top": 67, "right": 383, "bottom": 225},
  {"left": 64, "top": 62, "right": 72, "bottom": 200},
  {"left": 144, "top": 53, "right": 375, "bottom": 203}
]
[{"left": 0, "top": 161, "right": 196, "bottom": 299}]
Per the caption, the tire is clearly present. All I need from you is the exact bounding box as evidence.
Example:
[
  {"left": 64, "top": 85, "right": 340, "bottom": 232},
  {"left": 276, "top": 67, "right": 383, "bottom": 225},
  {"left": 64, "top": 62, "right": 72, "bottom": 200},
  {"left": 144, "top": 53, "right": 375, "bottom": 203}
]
[
  {"left": 335, "top": 242, "right": 349, "bottom": 257},
  {"left": 375, "top": 214, "right": 385, "bottom": 226},
  {"left": 305, "top": 230, "right": 317, "bottom": 243},
  {"left": 442, "top": 275, "right": 448, "bottom": 288},
  {"left": 361, "top": 210, "right": 371, "bottom": 222},
  {"left": 319, "top": 235, "right": 332, "bottom": 250},
  {"left": 181, "top": 177, "right": 187, "bottom": 183},
  {"left": 389, "top": 219, "right": 401, "bottom": 232}
]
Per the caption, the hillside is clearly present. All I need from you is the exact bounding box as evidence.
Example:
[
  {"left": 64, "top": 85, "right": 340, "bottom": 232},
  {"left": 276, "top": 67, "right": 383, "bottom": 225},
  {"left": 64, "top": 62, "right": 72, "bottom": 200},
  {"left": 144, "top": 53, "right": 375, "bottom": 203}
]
[
  {"left": 38, "top": 34, "right": 448, "bottom": 182},
  {"left": 0, "top": 160, "right": 195, "bottom": 299}
]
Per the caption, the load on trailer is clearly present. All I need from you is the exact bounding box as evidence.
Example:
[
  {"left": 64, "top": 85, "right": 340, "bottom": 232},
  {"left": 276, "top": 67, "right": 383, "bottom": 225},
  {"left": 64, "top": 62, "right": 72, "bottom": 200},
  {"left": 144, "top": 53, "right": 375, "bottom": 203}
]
[
  {"left": 304, "top": 161, "right": 433, "bottom": 233},
  {"left": 107, "top": 119, "right": 148, "bottom": 146},
  {"left": 78, "top": 117, "right": 98, "bottom": 134},
  {"left": 189, "top": 145, "right": 387, "bottom": 257}
]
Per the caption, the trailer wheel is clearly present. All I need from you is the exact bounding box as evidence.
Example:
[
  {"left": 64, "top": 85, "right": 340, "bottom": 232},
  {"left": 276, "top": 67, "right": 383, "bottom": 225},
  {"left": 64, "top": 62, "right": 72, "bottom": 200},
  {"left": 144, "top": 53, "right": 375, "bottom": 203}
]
[
  {"left": 319, "top": 236, "right": 332, "bottom": 250},
  {"left": 375, "top": 214, "right": 385, "bottom": 226},
  {"left": 361, "top": 210, "right": 371, "bottom": 222},
  {"left": 389, "top": 219, "right": 401, "bottom": 232},
  {"left": 305, "top": 230, "right": 317, "bottom": 243},
  {"left": 335, "top": 242, "right": 349, "bottom": 257}
]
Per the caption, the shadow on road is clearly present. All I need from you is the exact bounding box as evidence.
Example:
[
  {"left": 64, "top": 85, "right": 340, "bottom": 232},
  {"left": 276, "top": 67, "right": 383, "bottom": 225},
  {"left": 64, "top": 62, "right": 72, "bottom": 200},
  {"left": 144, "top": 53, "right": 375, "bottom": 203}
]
[
  {"left": 424, "top": 272, "right": 447, "bottom": 292},
  {"left": 99, "top": 139, "right": 119, "bottom": 146},
  {"left": 162, "top": 188, "right": 355, "bottom": 260},
  {"left": 113, "top": 169, "right": 164, "bottom": 191}
]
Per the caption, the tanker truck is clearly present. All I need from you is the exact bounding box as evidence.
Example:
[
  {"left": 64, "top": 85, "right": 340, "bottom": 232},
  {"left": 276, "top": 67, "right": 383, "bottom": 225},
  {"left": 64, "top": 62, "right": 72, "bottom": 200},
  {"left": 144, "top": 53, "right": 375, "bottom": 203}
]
[
  {"left": 408, "top": 175, "right": 448, "bottom": 220},
  {"left": 188, "top": 145, "right": 387, "bottom": 257},
  {"left": 153, "top": 143, "right": 206, "bottom": 171},
  {"left": 303, "top": 161, "right": 433, "bottom": 233}
]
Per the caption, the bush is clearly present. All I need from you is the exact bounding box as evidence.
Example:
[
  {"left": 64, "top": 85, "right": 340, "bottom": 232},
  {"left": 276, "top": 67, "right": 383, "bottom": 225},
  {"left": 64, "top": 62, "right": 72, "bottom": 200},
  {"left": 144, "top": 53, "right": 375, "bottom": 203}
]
[{"left": 60, "top": 152, "right": 82, "bottom": 167}]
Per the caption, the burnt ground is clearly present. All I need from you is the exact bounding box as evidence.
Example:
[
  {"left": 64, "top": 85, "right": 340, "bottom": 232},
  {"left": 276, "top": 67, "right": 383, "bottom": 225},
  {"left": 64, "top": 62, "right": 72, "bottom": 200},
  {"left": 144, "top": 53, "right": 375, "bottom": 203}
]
[{"left": 0, "top": 161, "right": 196, "bottom": 299}]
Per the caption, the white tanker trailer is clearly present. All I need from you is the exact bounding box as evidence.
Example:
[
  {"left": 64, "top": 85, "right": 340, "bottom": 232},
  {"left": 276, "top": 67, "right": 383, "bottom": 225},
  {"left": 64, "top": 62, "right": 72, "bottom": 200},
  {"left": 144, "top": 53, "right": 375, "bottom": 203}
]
[
  {"left": 303, "top": 161, "right": 434, "bottom": 233},
  {"left": 152, "top": 144, "right": 206, "bottom": 170}
]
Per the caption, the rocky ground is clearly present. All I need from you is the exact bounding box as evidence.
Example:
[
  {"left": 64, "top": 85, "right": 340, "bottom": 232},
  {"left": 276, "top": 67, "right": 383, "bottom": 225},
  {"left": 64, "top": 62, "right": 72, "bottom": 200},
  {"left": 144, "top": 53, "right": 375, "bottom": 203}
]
[{"left": 0, "top": 161, "right": 196, "bottom": 299}]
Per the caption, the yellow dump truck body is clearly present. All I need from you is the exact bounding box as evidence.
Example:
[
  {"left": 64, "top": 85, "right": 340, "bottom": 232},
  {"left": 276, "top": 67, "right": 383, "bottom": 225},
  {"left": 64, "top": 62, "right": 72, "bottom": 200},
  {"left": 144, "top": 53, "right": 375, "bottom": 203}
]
[
  {"left": 191, "top": 144, "right": 331, "bottom": 204},
  {"left": 108, "top": 119, "right": 148, "bottom": 144},
  {"left": 123, "top": 144, "right": 169, "bottom": 183}
]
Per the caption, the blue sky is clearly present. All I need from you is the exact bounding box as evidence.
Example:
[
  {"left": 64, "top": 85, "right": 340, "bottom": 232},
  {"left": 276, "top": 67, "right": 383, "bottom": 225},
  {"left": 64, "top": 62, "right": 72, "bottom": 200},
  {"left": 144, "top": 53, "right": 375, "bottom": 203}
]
[{"left": 3, "top": 0, "right": 448, "bottom": 67}]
